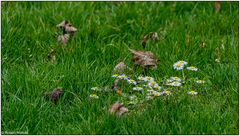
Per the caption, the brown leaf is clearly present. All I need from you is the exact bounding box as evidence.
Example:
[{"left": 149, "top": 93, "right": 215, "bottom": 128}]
[
  {"left": 109, "top": 102, "right": 128, "bottom": 116},
  {"left": 43, "top": 87, "right": 64, "bottom": 104},
  {"left": 57, "top": 20, "right": 77, "bottom": 34},
  {"left": 58, "top": 34, "right": 70, "bottom": 44},
  {"left": 129, "top": 49, "right": 157, "bottom": 69},
  {"left": 65, "top": 25, "right": 77, "bottom": 34},
  {"left": 57, "top": 20, "right": 69, "bottom": 29}
]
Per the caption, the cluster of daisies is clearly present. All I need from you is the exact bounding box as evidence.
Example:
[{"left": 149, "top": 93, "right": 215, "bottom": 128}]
[
  {"left": 173, "top": 60, "right": 198, "bottom": 71},
  {"left": 89, "top": 61, "right": 207, "bottom": 104}
]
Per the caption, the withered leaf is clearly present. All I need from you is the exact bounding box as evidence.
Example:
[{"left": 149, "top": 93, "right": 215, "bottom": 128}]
[
  {"left": 57, "top": 20, "right": 69, "bottom": 29},
  {"left": 58, "top": 34, "right": 70, "bottom": 44},
  {"left": 43, "top": 87, "right": 64, "bottom": 104},
  {"left": 57, "top": 20, "right": 77, "bottom": 34},
  {"left": 129, "top": 49, "right": 158, "bottom": 69},
  {"left": 65, "top": 25, "right": 77, "bottom": 34},
  {"left": 109, "top": 102, "right": 128, "bottom": 116}
]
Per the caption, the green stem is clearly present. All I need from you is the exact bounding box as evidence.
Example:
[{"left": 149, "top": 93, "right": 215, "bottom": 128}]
[{"left": 182, "top": 69, "right": 185, "bottom": 83}]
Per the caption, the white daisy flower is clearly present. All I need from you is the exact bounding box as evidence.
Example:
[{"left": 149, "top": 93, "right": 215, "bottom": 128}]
[
  {"left": 117, "top": 74, "right": 128, "bottom": 80},
  {"left": 91, "top": 87, "right": 99, "bottom": 91},
  {"left": 187, "top": 66, "right": 198, "bottom": 71},
  {"left": 89, "top": 94, "right": 99, "bottom": 99},
  {"left": 148, "top": 81, "right": 158, "bottom": 88},
  {"left": 112, "top": 74, "right": 119, "bottom": 78},
  {"left": 127, "top": 79, "right": 137, "bottom": 85},
  {"left": 178, "top": 60, "right": 188, "bottom": 65},
  {"left": 153, "top": 91, "right": 164, "bottom": 97},
  {"left": 133, "top": 86, "right": 143, "bottom": 91},
  {"left": 144, "top": 76, "right": 154, "bottom": 82},
  {"left": 171, "top": 81, "right": 181, "bottom": 87},
  {"left": 170, "top": 76, "right": 181, "bottom": 82},
  {"left": 163, "top": 90, "right": 172, "bottom": 95},
  {"left": 147, "top": 89, "right": 155, "bottom": 95},
  {"left": 196, "top": 80, "right": 205, "bottom": 84},
  {"left": 187, "top": 90, "right": 198, "bottom": 95},
  {"left": 137, "top": 76, "right": 145, "bottom": 81},
  {"left": 173, "top": 62, "right": 184, "bottom": 70},
  {"left": 153, "top": 84, "right": 162, "bottom": 90}
]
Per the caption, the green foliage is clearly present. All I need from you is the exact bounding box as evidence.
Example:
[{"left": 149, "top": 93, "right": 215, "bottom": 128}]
[{"left": 1, "top": 1, "right": 238, "bottom": 134}]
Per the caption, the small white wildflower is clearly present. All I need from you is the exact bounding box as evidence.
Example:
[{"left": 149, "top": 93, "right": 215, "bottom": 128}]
[
  {"left": 144, "top": 76, "right": 154, "bottom": 82},
  {"left": 133, "top": 86, "right": 143, "bottom": 91},
  {"left": 171, "top": 81, "right": 181, "bottom": 87},
  {"left": 187, "top": 90, "right": 198, "bottom": 95},
  {"left": 91, "top": 87, "right": 99, "bottom": 91},
  {"left": 112, "top": 74, "right": 119, "bottom": 78},
  {"left": 170, "top": 77, "right": 181, "bottom": 82},
  {"left": 196, "top": 80, "right": 205, "bottom": 84},
  {"left": 148, "top": 81, "right": 158, "bottom": 88},
  {"left": 179, "top": 60, "right": 188, "bottom": 65},
  {"left": 137, "top": 76, "right": 145, "bottom": 81},
  {"left": 127, "top": 79, "right": 137, "bottom": 85},
  {"left": 89, "top": 94, "right": 99, "bottom": 99},
  {"left": 187, "top": 66, "right": 198, "bottom": 71},
  {"left": 153, "top": 91, "right": 163, "bottom": 97},
  {"left": 173, "top": 62, "right": 184, "bottom": 70},
  {"left": 153, "top": 84, "right": 162, "bottom": 90},
  {"left": 117, "top": 74, "right": 128, "bottom": 80},
  {"left": 163, "top": 90, "right": 172, "bottom": 95}
]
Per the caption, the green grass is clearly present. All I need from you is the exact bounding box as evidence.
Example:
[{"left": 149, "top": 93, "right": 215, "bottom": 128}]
[{"left": 1, "top": 1, "right": 239, "bottom": 134}]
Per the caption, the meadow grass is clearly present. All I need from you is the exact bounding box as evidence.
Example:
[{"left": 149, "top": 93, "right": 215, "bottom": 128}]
[{"left": 1, "top": 1, "right": 239, "bottom": 134}]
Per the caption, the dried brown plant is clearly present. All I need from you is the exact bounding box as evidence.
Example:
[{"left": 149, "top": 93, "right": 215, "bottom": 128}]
[
  {"left": 43, "top": 87, "right": 64, "bottom": 104},
  {"left": 109, "top": 102, "right": 128, "bottom": 116},
  {"left": 129, "top": 49, "right": 158, "bottom": 75}
]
